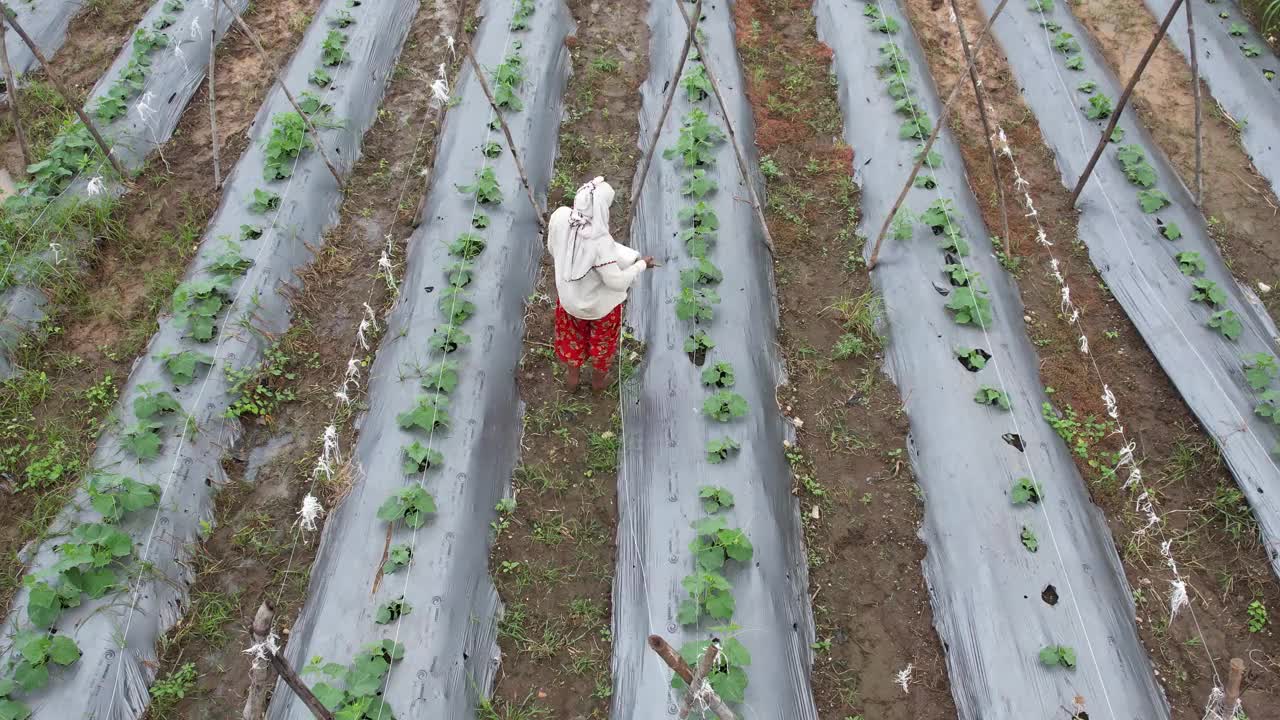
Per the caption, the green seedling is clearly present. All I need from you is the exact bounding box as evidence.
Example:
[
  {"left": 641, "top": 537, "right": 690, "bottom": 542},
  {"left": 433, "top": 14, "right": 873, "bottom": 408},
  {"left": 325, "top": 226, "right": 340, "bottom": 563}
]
[
  {"left": 321, "top": 30, "right": 350, "bottom": 66},
  {"left": 677, "top": 569, "right": 734, "bottom": 624},
  {"left": 250, "top": 188, "right": 281, "bottom": 213},
  {"left": 1257, "top": 390, "right": 1280, "bottom": 425},
  {"left": 1039, "top": 644, "right": 1077, "bottom": 669},
  {"left": 1160, "top": 221, "right": 1182, "bottom": 241},
  {"left": 702, "top": 391, "right": 748, "bottom": 422},
  {"left": 1085, "top": 95, "right": 1113, "bottom": 120},
  {"left": 1137, "top": 189, "right": 1170, "bottom": 213},
  {"left": 420, "top": 359, "right": 461, "bottom": 394},
  {"left": 1248, "top": 600, "right": 1268, "bottom": 632},
  {"left": 701, "top": 361, "right": 736, "bottom": 388},
  {"left": 1065, "top": 55, "right": 1084, "bottom": 70},
  {"left": 403, "top": 441, "right": 444, "bottom": 474},
  {"left": 1175, "top": 251, "right": 1205, "bottom": 276},
  {"left": 1011, "top": 477, "right": 1044, "bottom": 505},
  {"left": 681, "top": 258, "right": 724, "bottom": 288},
  {"left": 1243, "top": 354, "right": 1278, "bottom": 391},
  {"left": 457, "top": 167, "right": 503, "bottom": 204},
  {"left": 1021, "top": 526, "right": 1039, "bottom": 552},
  {"left": 160, "top": 350, "right": 214, "bottom": 384},
  {"left": 676, "top": 287, "right": 720, "bottom": 323},
  {"left": 956, "top": 346, "right": 989, "bottom": 371},
  {"left": 1208, "top": 309, "right": 1243, "bottom": 341},
  {"left": 374, "top": 596, "right": 412, "bottom": 624},
  {"left": 974, "top": 385, "right": 1011, "bottom": 410},
  {"left": 309, "top": 69, "right": 332, "bottom": 87},
  {"left": 671, "top": 637, "right": 752, "bottom": 703},
  {"left": 706, "top": 438, "right": 741, "bottom": 465},
  {"left": 383, "top": 544, "right": 412, "bottom": 575},
  {"left": 87, "top": 473, "right": 159, "bottom": 523},
  {"left": 682, "top": 169, "right": 718, "bottom": 198},
  {"left": 1077, "top": 81, "right": 1097, "bottom": 94},
  {"left": 1115, "top": 145, "right": 1156, "bottom": 187},
  {"left": 945, "top": 284, "right": 993, "bottom": 326},
  {"left": 699, "top": 485, "right": 736, "bottom": 512},
  {"left": 1052, "top": 32, "right": 1080, "bottom": 54},
  {"left": 1191, "top": 278, "right": 1227, "bottom": 307},
  {"left": 397, "top": 394, "right": 451, "bottom": 432},
  {"left": 682, "top": 63, "right": 713, "bottom": 101},
  {"left": 10, "top": 632, "right": 81, "bottom": 693},
  {"left": 376, "top": 486, "right": 436, "bottom": 529},
  {"left": 449, "top": 232, "right": 487, "bottom": 260}
]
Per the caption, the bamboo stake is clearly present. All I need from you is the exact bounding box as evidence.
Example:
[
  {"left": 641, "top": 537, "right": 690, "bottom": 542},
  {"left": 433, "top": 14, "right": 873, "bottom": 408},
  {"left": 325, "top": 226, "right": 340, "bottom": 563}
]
[
  {"left": 0, "top": 2, "right": 126, "bottom": 179},
  {"left": 673, "top": 0, "right": 775, "bottom": 255},
  {"left": 678, "top": 641, "right": 721, "bottom": 719},
  {"left": 0, "top": 23, "right": 31, "bottom": 168},
  {"left": 242, "top": 600, "right": 276, "bottom": 720},
  {"left": 1224, "top": 657, "right": 1245, "bottom": 715},
  {"left": 218, "top": 0, "right": 345, "bottom": 190},
  {"left": 208, "top": 0, "right": 222, "bottom": 188},
  {"left": 948, "top": 0, "right": 1009, "bottom": 249},
  {"left": 1068, "top": 0, "right": 1185, "bottom": 205},
  {"left": 1185, "top": 0, "right": 1203, "bottom": 206},
  {"left": 646, "top": 635, "right": 736, "bottom": 720},
  {"left": 867, "top": 0, "right": 1012, "bottom": 269},
  {"left": 629, "top": 0, "right": 703, "bottom": 209},
  {"left": 463, "top": 41, "right": 546, "bottom": 230}
]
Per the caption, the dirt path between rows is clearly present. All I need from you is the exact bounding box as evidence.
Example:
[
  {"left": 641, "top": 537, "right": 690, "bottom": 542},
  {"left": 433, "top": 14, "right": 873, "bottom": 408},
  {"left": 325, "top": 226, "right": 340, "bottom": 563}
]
[
  {"left": 901, "top": 0, "right": 1280, "bottom": 713},
  {"left": 481, "top": 1, "right": 647, "bottom": 715},
  {"left": 733, "top": 1, "right": 957, "bottom": 717},
  {"left": 1070, "top": 0, "right": 1280, "bottom": 320}
]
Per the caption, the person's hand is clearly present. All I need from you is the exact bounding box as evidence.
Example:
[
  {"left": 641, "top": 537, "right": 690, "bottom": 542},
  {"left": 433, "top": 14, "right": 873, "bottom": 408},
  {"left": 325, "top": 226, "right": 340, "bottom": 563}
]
[{"left": 641, "top": 255, "right": 657, "bottom": 268}]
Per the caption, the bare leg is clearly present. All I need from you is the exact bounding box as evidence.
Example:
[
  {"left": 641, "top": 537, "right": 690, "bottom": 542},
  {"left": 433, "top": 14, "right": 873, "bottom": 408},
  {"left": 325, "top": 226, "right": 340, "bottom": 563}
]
[
  {"left": 566, "top": 364, "right": 580, "bottom": 391},
  {"left": 591, "top": 367, "right": 608, "bottom": 393}
]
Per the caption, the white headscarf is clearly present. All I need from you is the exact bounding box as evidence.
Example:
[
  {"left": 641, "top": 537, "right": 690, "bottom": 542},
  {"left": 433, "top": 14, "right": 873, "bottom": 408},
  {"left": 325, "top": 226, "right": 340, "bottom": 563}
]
[{"left": 550, "top": 176, "right": 615, "bottom": 282}]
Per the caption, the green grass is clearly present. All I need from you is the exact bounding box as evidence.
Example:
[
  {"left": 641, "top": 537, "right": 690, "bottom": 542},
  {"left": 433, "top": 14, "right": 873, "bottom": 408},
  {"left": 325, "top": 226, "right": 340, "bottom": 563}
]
[{"left": 585, "top": 429, "right": 619, "bottom": 475}]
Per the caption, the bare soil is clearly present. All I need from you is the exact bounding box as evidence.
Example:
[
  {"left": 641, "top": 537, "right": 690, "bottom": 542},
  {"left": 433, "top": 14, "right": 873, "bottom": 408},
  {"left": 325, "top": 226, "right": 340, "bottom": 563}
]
[
  {"left": 901, "top": 0, "right": 1280, "bottom": 714},
  {"left": 1070, "top": 0, "right": 1280, "bottom": 320},
  {"left": 138, "top": 3, "right": 461, "bottom": 717},
  {"left": 482, "top": 2, "right": 647, "bottom": 717},
  {"left": 0, "top": 0, "right": 323, "bottom": 625},
  {"left": 733, "top": 1, "right": 958, "bottom": 718}
]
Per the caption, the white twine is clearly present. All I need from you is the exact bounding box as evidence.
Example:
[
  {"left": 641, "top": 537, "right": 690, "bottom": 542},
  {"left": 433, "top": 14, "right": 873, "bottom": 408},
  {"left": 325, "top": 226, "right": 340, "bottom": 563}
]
[
  {"left": 296, "top": 493, "right": 325, "bottom": 532},
  {"left": 86, "top": 176, "right": 105, "bottom": 197},
  {"left": 243, "top": 632, "right": 280, "bottom": 669},
  {"left": 135, "top": 92, "right": 158, "bottom": 126},
  {"left": 430, "top": 78, "right": 450, "bottom": 104},
  {"left": 895, "top": 663, "right": 914, "bottom": 694},
  {"left": 190, "top": 16, "right": 202, "bottom": 41},
  {"left": 446, "top": 34, "right": 456, "bottom": 58}
]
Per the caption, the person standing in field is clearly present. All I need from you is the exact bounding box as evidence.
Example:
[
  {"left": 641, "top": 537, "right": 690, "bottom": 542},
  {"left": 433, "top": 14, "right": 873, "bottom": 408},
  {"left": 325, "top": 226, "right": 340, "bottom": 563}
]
[{"left": 546, "top": 176, "right": 653, "bottom": 392}]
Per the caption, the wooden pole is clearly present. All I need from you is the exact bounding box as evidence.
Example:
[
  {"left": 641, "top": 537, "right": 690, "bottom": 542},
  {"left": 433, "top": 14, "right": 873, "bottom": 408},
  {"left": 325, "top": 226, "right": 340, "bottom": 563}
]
[
  {"left": 1185, "top": 0, "right": 1203, "bottom": 206},
  {"left": 628, "top": 0, "right": 703, "bottom": 210},
  {"left": 678, "top": 641, "right": 720, "bottom": 719},
  {"left": 947, "top": 0, "right": 1009, "bottom": 250},
  {"left": 218, "top": 0, "right": 345, "bottom": 190},
  {"left": 1068, "top": 0, "right": 1185, "bottom": 206},
  {"left": 266, "top": 648, "right": 335, "bottom": 720},
  {"left": 0, "top": 23, "right": 31, "bottom": 168},
  {"left": 867, "top": 0, "right": 1012, "bottom": 269},
  {"left": 463, "top": 41, "right": 546, "bottom": 230},
  {"left": 242, "top": 600, "right": 276, "bottom": 720},
  {"left": 1224, "top": 657, "right": 1245, "bottom": 716},
  {"left": 412, "top": 1, "right": 471, "bottom": 227},
  {"left": 646, "top": 635, "right": 736, "bottom": 720},
  {"left": 208, "top": 0, "right": 223, "bottom": 188},
  {"left": 0, "top": 2, "right": 126, "bottom": 179},
  {"left": 673, "top": 0, "right": 776, "bottom": 255}
]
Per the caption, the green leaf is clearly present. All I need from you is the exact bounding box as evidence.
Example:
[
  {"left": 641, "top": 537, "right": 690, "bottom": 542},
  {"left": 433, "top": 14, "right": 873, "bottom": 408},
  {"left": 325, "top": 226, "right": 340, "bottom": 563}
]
[
  {"left": 13, "top": 663, "right": 47, "bottom": 694},
  {"left": 705, "top": 588, "right": 736, "bottom": 619},
  {"left": 88, "top": 473, "right": 160, "bottom": 522},
  {"left": 1053, "top": 32, "right": 1080, "bottom": 54},
  {"left": 383, "top": 544, "right": 413, "bottom": 575},
  {"left": 421, "top": 360, "right": 460, "bottom": 393},
  {"left": 250, "top": 188, "right": 281, "bottom": 213},
  {"left": 63, "top": 567, "right": 117, "bottom": 599},
  {"left": 681, "top": 169, "right": 718, "bottom": 199},
  {"left": 945, "top": 285, "right": 993, "bottom": 326},
  {"left": 675, "top": 287, "right": 720, "bottom": 323},
  {"left": 0, "top": 699, "right": 31, "bottom": 720},
  {"left": 1160, "top": 222, "right": 1183, "bottom": 241},
  {"left": 374, "top": 597, "right": 412, "bottom": 625},
  {"left": 1011, "top": 477, "right": 1043, "bottom": 505},
  {"left": 1191, "top": 278, "right": 1227, "bottom": 307},
  {"left": 702, "top": 391, "right": 748, "bottom": 422},
  {"left": 309, "top": 69, "right": 332, "bottom": 87},
  {"left": 1176, "top": 251, "right": 1205, "bottom": 276},
  {"left": 1077, "top": 81, "right": 1097, "bottom": 94},
  {"left": 914, "top": 144, "right": 943, "bottom": 168},
  {"left": 448, "top": 232, "right": 486, "bottom": 260},
  {"left": 1039, "top": 646, "right": 1061, "bottom": 666},
  {"left": 700, "top": 361, "right": 735, "bottom": 388},
  {"left": 899, "top": 116, "right": 932, "bottom": 140},
  {"left": 955, "top": 346, "right": 988, "bottom": 370},
  {"left": 456, "top": 167, "right": 503, "bottom": 204},
  {"left": 427, "top": 325, "right": 471, "bottom": 353},
  {"left": 913, "top": 174, "right": 937, "bottom": 189},
  {"left": 676, "top": 599, "right": 699, "bottom": 625},
  {"left": 1256, "top": 390, "right": 1280, "bottom": 424},
  {"left": 1137, "top": 189, "right": 1170, "bottom": 213},
  {"left": 134, "top": 390, "right": 181, "bottom": 419},
  {"left": 705, "top": 439, "right": 741, "bottom": 465},
  {"left": 974, "top": 385, "right": 1011, "bottom": 410},
  {"left": 1021, "top": 526, "right": 1039, "bottom": 552},
  {"left": 1242, "top": 354, "right": 1278, "bottom": 391},
  {"left": 397, "top": 394, "right": 451, "bottom": 432},
  {"left": 1229, "top": 21, "right": 1248, "bottom": 36},
  {"left": 1085, "top": 94, "right": 1113, "bottom": 120},
  {"left": 680, "top": 258, "right": 724, "bottom": 288},
  {"left": 1065, "top": 55, "right": 1084, "bottom": 70},
  {"left": 1242, "top": 44, "right": 1262, "bottom": 58},
  {"left": 161, "top": 350, "right": 214, "bottom": 384},
  {"left": 1207, "top": 310, "right": 1243, "bottom": 341},
  {"left": 47, "top": 636, "right": 81, "bottom": 665},
  {"left": 684, "top": 331, "right": 715, "bottom": 354},
  {"left": 699, "top": 485, "right": 736, "bottom": 511},
  {"left": 122, "top": 421, "right": 164, "bottom": 460},
  {"left": 376, "top": 486, "right": 437, "bottom": 528},
  {"left": 311, "top": 683, "right": 347, "bottom": 711},
  {"left": 402, "top": 441, "right": 444, "bottom": 474}
]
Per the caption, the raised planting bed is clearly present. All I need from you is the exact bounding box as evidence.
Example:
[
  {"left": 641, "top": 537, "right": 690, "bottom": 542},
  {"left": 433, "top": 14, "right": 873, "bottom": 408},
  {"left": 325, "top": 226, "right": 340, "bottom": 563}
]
[
  {"left": 975, "top": 0, "right": 1280, "bottom": 574},
  {"left": 0, "top": 0, "right": 83, "bottom": 103},
  {"left": 814, "top": 0, "right": 1170, "bottom": 716},
  {"left": 0, "top": 0, "right": 253, "bottom": 380},
  {"left": 265, "top": 1, "right": 574, "bottom": 718},
  {"left": 611, "top": 2, "right": 818, "bottom": 717},
  {"left": 0, "top": 0, "right": 421, "bottom": 716},
  {"left": 1141, "top": 0, "right": 1280, "bottom": 197}
]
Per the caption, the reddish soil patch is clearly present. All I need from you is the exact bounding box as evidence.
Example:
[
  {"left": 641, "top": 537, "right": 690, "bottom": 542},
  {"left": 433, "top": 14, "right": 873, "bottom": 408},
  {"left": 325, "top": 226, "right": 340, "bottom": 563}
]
[
  {"left": 902, "top": 0, "right": 1280, "bottom": 714},
  {"left": 1069, "top": 0, "right": 1280, "bottom": 320},
  {"left": 482, "top": 1, "right": 647, "bottom": 716},
  {"left": 735, "top": 1, "right": 957, "bottom": 718}
]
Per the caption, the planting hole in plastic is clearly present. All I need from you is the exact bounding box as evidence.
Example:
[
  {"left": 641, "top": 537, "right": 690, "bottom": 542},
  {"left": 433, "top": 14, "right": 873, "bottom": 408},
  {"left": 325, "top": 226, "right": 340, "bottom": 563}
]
[
  {"left": 957, "top": 348, "right": 991, "bottom": 372},
  {"left": 1002, "top": 433, "right": 1025, "bottom": 451},
  {"left": 1042, "top": 584, "right": 1059, "bottom": 606}
]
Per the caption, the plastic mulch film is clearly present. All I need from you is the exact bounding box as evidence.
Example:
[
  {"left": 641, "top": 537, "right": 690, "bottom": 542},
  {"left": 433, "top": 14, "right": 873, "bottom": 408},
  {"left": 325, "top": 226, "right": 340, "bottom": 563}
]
[
  {"left": 974, "top": 0, "right": 1280, "bottom": 574},
  {"left": 1, "top": 0, "right": 83, "bottom": 102},
  {"left": 814, "top": 0, "right": 1171, "bottom": 717},
  {"left": 610, "top": 3, "right": 819, "bottom": 718},
  {"left": 267, "top": 2, "right": 573, "bottom": 719},
  {"left": 0, "top": 0, "right": 420, "bottom": 716},
  {"left": 1141, "top": 0, "right": 1279, "bottom": 195},
  {"left": 0, "top": 0, "right": 252, "bottom": 380}
]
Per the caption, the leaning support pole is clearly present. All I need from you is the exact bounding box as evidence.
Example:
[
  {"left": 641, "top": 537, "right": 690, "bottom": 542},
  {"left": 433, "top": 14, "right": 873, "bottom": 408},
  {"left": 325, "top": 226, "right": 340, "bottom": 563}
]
[
  {"left": 463, "top": 41, "right": 546, "bottom": 231},
  {"left": 0, "top": 23, "right": 31, "bottom": 168},
  {"left": 1185, "top": 0, "right": 1203, "bottom": 206},
  {"left": 677, "top": 641, "right": 721, "bottom": 719},
  {"left": 0, "top": 1, "right": 126, "bottom": 180},
  {"left": 265, "top": 648, "right": 335, "bottom": 720},
  {"left": 673, "top": 0, "right": 776, "bottom": 255},
  {"left": 948, "top": 0, "right": 1010, "bottom": 249},
  {"left": 1068, "top": 0, "right": 1185, "bottom": 206},
  {"left": 208, "top": 0, "right": 223, "bottom": 188},
  {"left": 242, "top": 600, "right": 276, "bottom": 720},
  {"left": 411, "top": 3, "right": 472, "bottom": 227},
  {"left": 647, "top": 635, "right": 736, "bottom": 720},
  {"left": 628, "top": 0, "right": 703, "bottom": 210},
  {"left": 218, "top": 0, "right": 345, "bottom": 190},
  {"left": 866, "top": 0, "right": 1012, "bottom": 269}
]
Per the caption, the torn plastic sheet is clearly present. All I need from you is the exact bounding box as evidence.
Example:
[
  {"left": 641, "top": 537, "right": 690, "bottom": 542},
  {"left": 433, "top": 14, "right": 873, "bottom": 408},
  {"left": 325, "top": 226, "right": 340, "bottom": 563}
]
[
  {"left": 0, "top": 0, "right": 421, "bottom": 716},
  {"left": 1138, "top": 0, "right": 1279, "bottom": 195},
  {"left": 1, "top": 0, "right": 84, "bottom": 103},
  {"left": 0, "top": 0, "right": 252, "bottom": 380},
  {"left": 814, "top": 0, "right": 1170, "bottom": 717},
  {"left": 267, "top": 2, "right": 573, "bottom": 718},
  {"left": 973, "top": 0, "right": 1280, "bottom": 574},
  {"left": 611, "top": 2, "right": 818, "bottom": 718}
]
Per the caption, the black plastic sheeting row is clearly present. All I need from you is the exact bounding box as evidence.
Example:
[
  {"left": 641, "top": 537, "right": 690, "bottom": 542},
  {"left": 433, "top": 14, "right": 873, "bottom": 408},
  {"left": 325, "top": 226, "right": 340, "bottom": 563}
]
[
  {"left": 0, "top": 0, "right": 421, "bottom": 716},
  {"left": 268, "top": 2, "right": 573, "bottom": 718},
  {"left": 1, "top": 0, "right": 83, "bottom": 103},
  {"left": 611, "top": 2, "right": 818, "bottom": 718},
  {"left": 973, "top": 0, "right": 1280, "bottom": 574},
  {"left": 815, "top": 0, "right": 1170, "bottom": 717},
  {"left": 0, "top": 0, "right": 252, "bottom": 380},
  {"left": 1140, "top": 0, "right": 1278, "bottom": 195}
]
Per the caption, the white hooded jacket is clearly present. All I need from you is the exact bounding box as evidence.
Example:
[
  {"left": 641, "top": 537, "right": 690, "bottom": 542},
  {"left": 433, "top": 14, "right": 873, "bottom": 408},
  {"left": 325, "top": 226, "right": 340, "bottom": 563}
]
[{"left": 546, "top": 177, "right": 647, "bottom": 320}]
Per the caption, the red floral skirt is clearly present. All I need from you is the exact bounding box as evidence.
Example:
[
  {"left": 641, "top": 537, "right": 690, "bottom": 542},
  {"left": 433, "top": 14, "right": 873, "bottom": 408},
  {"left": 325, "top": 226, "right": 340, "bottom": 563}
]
[{"left": 555, "top": 302, "right": 624, "bottom": 372}]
